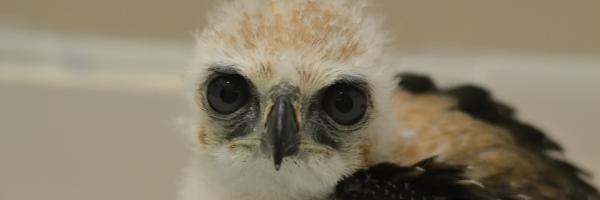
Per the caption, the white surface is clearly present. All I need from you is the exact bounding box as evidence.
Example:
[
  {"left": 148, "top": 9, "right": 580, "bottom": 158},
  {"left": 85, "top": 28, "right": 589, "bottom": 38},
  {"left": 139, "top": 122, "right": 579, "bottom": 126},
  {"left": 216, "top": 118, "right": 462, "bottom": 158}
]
[{"left": 0, "top": 29, "right": 599, "bottom": 200}]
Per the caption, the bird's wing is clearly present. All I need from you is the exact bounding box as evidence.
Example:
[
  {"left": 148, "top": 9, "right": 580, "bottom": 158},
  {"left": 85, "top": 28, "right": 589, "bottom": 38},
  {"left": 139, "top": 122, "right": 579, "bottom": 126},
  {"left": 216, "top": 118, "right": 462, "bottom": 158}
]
[
  {"left": 374, "top": 73, "right": 599, "bottom": 200},
  {"left": 335, "top": 157, "right": 513, "bottom": 200}
]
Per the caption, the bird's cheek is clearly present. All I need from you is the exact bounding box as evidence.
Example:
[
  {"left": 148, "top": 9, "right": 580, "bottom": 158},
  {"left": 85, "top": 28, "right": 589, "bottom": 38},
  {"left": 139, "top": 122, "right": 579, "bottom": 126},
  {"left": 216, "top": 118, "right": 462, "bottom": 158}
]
[{"left": 226, "top": 137, "right": 263, "bottom": 157}]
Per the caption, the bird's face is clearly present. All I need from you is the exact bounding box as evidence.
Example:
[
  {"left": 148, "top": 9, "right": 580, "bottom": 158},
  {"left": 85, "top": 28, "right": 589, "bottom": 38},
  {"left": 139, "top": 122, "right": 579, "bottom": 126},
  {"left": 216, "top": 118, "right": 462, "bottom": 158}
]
[
  {"left": 184, "top": 1, "right": 386, "bottom": 196},
  {"left": 195, "top": 63, "right": 373, "bottom": 171}
]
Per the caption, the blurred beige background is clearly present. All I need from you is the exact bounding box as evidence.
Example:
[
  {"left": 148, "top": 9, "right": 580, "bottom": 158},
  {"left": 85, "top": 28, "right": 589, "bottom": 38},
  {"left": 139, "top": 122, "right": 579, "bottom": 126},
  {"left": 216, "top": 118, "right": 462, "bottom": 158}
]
[
  {"left": 2, "top": 0, "right": 600, "bottom": 54},
  {"left": 1, "top": 1, "right": 599, "bottom": 200}
]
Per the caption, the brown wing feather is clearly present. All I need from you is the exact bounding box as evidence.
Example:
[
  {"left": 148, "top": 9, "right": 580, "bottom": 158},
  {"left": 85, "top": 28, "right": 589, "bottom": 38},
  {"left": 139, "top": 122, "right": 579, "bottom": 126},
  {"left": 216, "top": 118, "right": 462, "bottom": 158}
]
[{"left": 387, "top": 73, "right": 599, "bottom": 200}]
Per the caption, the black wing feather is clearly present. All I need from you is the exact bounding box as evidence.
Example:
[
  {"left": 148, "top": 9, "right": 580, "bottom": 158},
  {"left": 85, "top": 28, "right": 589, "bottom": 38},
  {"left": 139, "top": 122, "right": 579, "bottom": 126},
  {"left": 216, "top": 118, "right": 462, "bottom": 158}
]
[{"left": 334, "top": 157, "right": 510, "bottom": 200}]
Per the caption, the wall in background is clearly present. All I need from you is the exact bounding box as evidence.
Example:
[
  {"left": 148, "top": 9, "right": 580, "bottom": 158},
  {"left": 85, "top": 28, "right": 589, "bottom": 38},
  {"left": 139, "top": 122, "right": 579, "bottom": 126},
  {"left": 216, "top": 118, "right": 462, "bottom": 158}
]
[{"left": 1, "top": 0, "right": 600, "bottom": 55}]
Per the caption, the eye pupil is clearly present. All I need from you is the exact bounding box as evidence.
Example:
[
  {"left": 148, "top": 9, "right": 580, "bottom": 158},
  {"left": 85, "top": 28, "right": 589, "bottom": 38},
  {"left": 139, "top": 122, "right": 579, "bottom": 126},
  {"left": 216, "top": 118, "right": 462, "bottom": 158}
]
[
  {"left": 334, "top": 93, "right": 354, "bottom": 113},
  {"left": 220, "top": 81, "right": 241, "bottom": 104},
  {"left": 206, "top": 74, "right": 250, "bottom": 114},
  {"left": 322, "top": 83, "right": 367, "bottom": 125}
]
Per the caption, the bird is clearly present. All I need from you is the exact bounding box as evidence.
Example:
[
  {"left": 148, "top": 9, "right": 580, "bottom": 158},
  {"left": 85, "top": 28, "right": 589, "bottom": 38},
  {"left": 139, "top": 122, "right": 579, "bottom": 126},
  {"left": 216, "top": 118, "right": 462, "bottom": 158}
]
[{"left": 178, "top": 0, "right": 599, "bottom": 200}]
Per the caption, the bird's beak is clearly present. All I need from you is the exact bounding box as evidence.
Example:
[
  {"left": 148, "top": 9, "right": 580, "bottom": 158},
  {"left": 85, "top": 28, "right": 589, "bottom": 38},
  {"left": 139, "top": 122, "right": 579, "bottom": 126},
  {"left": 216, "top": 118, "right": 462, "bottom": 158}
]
[{"left": 265, "top": 94, "right": 300, "bottom": 171}]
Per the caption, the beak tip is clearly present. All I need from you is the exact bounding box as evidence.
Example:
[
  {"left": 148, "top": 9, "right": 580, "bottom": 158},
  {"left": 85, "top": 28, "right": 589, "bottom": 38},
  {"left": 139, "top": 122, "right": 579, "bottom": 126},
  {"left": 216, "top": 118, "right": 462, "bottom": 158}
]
[
  {"left": 274, "top": 164, "right": 281, "bottom": 171},
  {"left": 274, "top": 156, "right": 283, "bottom": 171}
]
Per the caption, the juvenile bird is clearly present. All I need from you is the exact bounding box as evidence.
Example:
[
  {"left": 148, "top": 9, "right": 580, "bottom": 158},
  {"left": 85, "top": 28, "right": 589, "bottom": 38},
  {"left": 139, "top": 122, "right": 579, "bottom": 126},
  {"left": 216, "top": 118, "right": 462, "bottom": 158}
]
[{"left": 178, "top": 1, "right": 598, "bottom": 200}]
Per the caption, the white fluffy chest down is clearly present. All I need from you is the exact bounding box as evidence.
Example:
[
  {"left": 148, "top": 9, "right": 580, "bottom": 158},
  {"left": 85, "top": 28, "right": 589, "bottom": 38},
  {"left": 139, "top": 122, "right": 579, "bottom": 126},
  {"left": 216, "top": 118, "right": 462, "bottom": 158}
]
[{"left": 178, "top": 151, "right": 352, "bottom": 200}]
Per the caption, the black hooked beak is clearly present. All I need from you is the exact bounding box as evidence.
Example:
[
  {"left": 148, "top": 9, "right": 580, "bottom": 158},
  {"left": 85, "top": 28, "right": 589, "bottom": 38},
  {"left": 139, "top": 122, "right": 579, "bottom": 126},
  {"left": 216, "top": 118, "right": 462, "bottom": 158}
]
[{"left": 265, "top": 95, "right": 300, "bottom": 171}]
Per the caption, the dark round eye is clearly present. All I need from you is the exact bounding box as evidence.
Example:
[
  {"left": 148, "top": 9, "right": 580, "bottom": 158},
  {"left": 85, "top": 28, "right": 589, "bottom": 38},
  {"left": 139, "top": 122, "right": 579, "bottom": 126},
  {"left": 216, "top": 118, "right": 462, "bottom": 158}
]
[
  {"left": 206, "top": 74, "right": 250, "bottom": 114},
  {"left": 322, "top": 83, "right": 367, "bottom": 125}
]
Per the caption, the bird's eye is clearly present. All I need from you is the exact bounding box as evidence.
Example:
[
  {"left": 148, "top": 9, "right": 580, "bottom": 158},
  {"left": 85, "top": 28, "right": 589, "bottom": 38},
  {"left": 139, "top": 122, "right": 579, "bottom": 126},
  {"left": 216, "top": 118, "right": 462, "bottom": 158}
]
[
  {"left": 322, "top": 83, "right": 367, "bottom": 125},
  {"left": 206, "top": 74, "right": 250, "bottom": 114}
]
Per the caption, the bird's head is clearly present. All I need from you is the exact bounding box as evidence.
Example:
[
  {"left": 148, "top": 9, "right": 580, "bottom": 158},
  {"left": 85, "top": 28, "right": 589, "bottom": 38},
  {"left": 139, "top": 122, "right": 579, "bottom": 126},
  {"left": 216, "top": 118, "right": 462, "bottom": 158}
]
[{"left": 184, "top": 0, "right": 388, "bottom": 196}]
